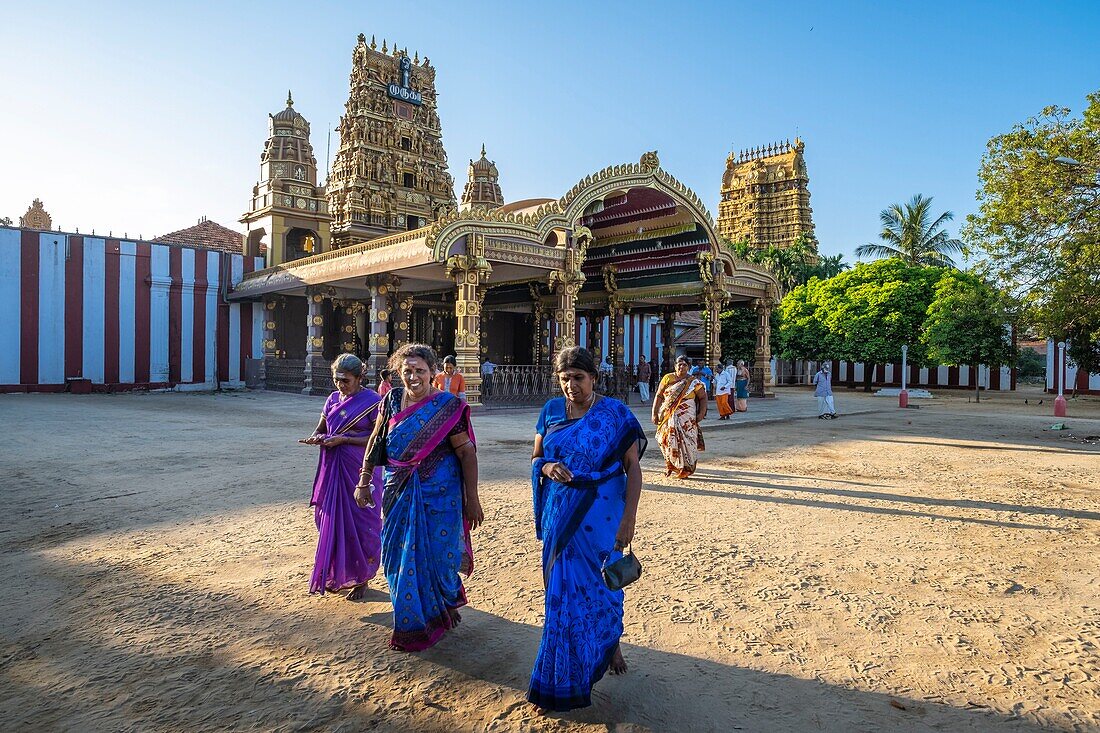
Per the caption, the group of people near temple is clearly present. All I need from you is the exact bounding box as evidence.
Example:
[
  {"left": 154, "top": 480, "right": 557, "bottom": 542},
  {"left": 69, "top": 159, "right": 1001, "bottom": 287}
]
[{"left": 300, "top": 344, "right": 773, "bottom": 713}]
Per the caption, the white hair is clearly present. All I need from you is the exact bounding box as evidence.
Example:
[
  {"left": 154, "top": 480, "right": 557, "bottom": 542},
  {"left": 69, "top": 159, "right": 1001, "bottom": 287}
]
[{"left": 332, "top": 353, "right": 364, "bottom": 377}]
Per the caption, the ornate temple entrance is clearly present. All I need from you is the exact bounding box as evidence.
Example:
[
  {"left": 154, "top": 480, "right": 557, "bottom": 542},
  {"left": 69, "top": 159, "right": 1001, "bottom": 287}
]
[{"left": 233, "top": 152, "right": 779, "bottom": 403}]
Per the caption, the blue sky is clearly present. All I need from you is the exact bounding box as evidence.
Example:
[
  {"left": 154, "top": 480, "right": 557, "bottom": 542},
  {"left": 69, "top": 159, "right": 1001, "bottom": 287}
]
[{"left": 1, "top": 1, "right": 1098, "bottom": 259}]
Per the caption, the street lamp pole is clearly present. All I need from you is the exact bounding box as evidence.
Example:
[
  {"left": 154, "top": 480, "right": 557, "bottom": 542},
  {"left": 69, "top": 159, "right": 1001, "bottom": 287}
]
[
  {"left": 899, "top": 344, "right": 909, "bottom": 408},
  {"left": 1054, "top": 341, "right": 1067, "bottom": 417}
]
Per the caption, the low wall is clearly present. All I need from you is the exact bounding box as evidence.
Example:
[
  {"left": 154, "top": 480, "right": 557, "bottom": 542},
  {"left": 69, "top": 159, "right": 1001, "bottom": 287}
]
[{"left": 0, "top": 227, "right": 263, "bottom": 392}]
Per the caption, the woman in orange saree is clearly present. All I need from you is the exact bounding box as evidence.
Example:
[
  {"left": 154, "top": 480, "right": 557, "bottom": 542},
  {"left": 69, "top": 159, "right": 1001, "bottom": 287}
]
[{"left": 652, "top": 355, "right": 708, "bottom": 479}]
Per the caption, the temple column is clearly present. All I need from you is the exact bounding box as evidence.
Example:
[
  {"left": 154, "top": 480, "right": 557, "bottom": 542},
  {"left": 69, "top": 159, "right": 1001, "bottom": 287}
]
[
  {"left": 704, "top": 290, "right": 725, "bottom": 372},
  {"left": 478, "top": 287, "right": 492, "bottom": 361},
  {"left": 447, "top": 246, "right": 492, "bottom": 405},
  {"left": 392, "top": 293, "right": 413, "bottom": 350},
  {"left": 303, "top": 289, "right": 326, "bottom": 396},
  {"left": 753, "top": 299, "right": 775, "bottom": 397},
  {"left": 661, "top": 307, "right": 676, "bottom": 375},
  {"left": 364, "top": 276, "right": 392, "bottom": 376},
  {"left": 261, "top": 296, "right": 280, "bottom": 388},
  {"left": 548, "top": 268, "right": 582, "bottom": 362}
]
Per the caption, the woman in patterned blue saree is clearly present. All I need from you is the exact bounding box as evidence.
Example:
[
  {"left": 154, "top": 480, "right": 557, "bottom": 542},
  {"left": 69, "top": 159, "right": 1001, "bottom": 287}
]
[
  {"left": 528, "top": 347, "right": 646, "bottom": 712},
  {"left": 355, "top": 343, "right": 483, "bottom": 651}
]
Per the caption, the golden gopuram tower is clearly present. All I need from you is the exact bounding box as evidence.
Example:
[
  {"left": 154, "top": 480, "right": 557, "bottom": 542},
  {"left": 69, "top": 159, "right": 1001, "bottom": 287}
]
[
  {"left": 327, "top": 34, "right": 456, "bottom": 246},
  {"left": 717, "top": 138, "right": 816, "bottom": 250}
]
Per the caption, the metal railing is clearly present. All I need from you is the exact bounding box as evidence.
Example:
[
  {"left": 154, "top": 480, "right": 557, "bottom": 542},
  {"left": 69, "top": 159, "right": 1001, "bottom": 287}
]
[{"left": 481, "top": 365, "right": 632, "bottom": 405}]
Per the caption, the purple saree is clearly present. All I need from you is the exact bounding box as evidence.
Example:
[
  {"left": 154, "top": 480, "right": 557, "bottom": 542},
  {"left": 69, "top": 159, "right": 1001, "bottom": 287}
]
[{"left": 309, "top": 388, "right": 384, "bottom": 595}]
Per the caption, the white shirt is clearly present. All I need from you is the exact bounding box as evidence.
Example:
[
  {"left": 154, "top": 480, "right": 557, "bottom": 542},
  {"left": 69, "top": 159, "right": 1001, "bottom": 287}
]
[
  {"left": 481, "top": 361, "right": 496, "bottom": 376},
  {"left": 715, "top": 369, "right": 734, "bottom": 395}
]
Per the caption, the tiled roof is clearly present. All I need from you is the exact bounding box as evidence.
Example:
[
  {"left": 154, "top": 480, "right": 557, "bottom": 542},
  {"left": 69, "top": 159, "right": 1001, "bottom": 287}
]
[
  {"left": 676, "top": 326, "right": 704, "bottom": 346},
  {"left": 153, "top": 218, "right": 243, "bottom": 254}
]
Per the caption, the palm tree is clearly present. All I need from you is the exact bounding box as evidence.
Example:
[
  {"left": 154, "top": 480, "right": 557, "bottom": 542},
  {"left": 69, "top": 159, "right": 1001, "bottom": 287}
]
[
  {"left": 855, "top": 194, "right": 963, "bottom": 268},
  {"left": 814, "top": 253, "right": 849, "bottom": 279}
]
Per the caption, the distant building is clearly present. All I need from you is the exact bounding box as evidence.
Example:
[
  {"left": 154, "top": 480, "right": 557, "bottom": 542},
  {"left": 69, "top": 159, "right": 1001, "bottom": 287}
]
[{"left": 718, "top": 139, "right": 815, "bottom": 251}]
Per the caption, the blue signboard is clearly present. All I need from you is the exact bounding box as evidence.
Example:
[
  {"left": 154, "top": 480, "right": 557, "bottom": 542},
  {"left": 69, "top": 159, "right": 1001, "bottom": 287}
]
[{"left": 387, "top": 57, "right": 423, "bottom": 106}]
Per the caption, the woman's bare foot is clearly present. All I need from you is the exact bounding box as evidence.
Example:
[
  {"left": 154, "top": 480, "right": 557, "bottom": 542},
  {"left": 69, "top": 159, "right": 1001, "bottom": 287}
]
[
  {"left": 447, "top": 607, "right": 462, "bottom": 626},
  {"left": 531, "top": 704, "right": 547, "bottom": 716},
  {"left": 346, "top": 582, "right": 368, "bottom": 601},
  {"left": 609, "top": 644, "right": 628, "bottom": 675}
]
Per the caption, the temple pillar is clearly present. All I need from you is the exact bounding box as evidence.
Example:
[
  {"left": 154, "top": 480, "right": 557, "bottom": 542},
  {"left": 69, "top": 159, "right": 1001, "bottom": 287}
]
[
  {"left": 753, "top": 299, "right": 775, "bottom": 397},
  {"left": 303, "top": 289, "right": 326, "bottom": 395},
  {"left": 447, "top": 241, "right": 492, "bottom": 405},
  {"left": 661, "top": 307, "right": 676, "bottom": 375},
  {"left": 261, "top": 296, "right": 280, "bottom": 387},
  {"left": 704, "top": 290, "right": 725, "bottom": 371},
  {"left": 364, "top": 276, "right": 392, "bottom": 375},
  {"left": 548, "top": 268, "right": 582, "bottom": 362},
  {"left": 392, "top": 293, "right": 413, "bottom": 350}
]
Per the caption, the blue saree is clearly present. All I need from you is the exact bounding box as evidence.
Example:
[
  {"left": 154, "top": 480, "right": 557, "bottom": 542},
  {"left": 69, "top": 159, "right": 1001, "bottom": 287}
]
[
  {"left": 528, "top": 396, "right": 647, "bottom": 711},
  {"left": 380, "top": 388, "right": 475, "bottom": 651}
]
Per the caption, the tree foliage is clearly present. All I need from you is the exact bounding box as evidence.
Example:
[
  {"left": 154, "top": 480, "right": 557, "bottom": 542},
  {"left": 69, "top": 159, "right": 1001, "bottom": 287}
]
[
  {"left": 964, "top": 90, "right": 1100, "bottom": 374},
  {"left": 854, "top": 195, "right": 963, "bottom": 267},
  {"left": 725, "top": 235, "right": 849, "bottom": 295},
  {"left": 922, "top": 271, "right": 1018, "bottom": 401}
]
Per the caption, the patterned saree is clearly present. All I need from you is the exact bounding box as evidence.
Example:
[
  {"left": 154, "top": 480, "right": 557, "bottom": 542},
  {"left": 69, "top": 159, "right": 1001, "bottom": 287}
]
[
  {"left": 380, "top": 388, "right": 475, "bottom": 651},
  {"left": 655, "top": 375, "right": 705, "bottom": 478},
  {"left": 528, "top": 396, "right": 647, "bottom": 712}
]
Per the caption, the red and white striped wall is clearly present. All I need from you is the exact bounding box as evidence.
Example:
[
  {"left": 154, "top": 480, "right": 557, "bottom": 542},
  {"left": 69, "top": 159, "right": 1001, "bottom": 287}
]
[
  {"left": 0, "top": 227, "right": 263, "bottom": 393},
  {"left": 1046, "top": 341, "right": 1100, "bottom": 395},
  {"left": 575, "top": 314, "right": 664, "bottom": 365}
]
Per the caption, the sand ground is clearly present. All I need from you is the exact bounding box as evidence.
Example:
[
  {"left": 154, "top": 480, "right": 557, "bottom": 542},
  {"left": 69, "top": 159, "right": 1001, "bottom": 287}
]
[{"left": 0, "top": 385, "right": 1097, "bottom": 732}]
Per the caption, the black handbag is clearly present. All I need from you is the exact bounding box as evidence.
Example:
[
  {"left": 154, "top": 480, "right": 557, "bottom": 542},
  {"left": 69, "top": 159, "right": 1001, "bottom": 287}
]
[
  {"left": 602, "top": 545, "right": 642, "bottom": 591},
  {"left": 366, "top": 394, "right": 391, "bottom": 467}
]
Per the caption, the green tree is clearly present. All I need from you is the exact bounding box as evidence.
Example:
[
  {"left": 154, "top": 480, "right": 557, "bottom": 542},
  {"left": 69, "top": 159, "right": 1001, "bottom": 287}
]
[
  {"left": 777, "top": 260, "right": 942, "bottom": 390},
  {"left": 922, "top": 272, "right": 1018, "bottom": 402},
  {"left": 1015, "top": 347, "right": 1046, "bottom": 383},
  {"left": 812, "top": 253, "right": 849, "bottom": 279},
  {"left": 855, "top": 195, "right": 964, "bottom": 267},
  {"left": 964, "top": 91, "right": 1100, "bottom": 375}
]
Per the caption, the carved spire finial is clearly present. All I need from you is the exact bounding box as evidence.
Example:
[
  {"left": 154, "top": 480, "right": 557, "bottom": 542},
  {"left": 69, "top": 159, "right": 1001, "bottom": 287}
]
[
  {"left": 370, "top": 34, "right": 377, "bottom": 49},
  {"left": 480, "top": 142, "right": 487, "bottom": 157},
  {"left": 381, "top": 38, "right": 387, "bottom": 52},
  {"left": 286, "top": 90, "right": 294, "bottom": 108}
]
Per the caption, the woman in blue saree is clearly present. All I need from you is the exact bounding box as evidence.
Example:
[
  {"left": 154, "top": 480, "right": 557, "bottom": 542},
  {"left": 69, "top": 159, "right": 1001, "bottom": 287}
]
[
  {"left": 355, "top": 344, "right": 483, "bottom": 651},
  {"left": 529, "top": 347, "right": 646, "bottom": 712},
  {"left": 301, "top": 353, "right": 384, "bottom": 600}
]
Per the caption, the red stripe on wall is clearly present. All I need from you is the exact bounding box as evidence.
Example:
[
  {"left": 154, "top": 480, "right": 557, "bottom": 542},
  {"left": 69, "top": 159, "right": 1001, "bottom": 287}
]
[
  {"left": 990, "top": 367, "right": 1001, "bottom": 390},
  {"left": 239, "top": 297, "right": 252, "bottom": 381},
  {"left": 19, "top": 231, "right": 39, "bottom": 385},
  {"left": 193, "top": 249, "right": 207, "bottom": 383},
  {"left": 948, "top": 366, "right": 960, "bottom": 386},
  {"left": 168, "top": 247, "right": 183, "bottom": 383},
  {"left": 64, "top": 236, "right": 85, "bottom": 378},
  {"left": 928, "top": 366, "right": 939, "bottom": 386},
  {"left": 134, "top": 242, "right": 151, "bottom": 384},
  {"left": 217, "top": 255, "right": 230, "bottom": 384},
  {"left": 103, "top": 240, "right": 121, "bottom": 384}
]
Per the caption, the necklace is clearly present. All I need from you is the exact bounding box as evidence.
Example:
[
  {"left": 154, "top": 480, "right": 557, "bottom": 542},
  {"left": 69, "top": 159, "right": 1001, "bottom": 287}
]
[{"left": 567, "top": 391, "right": 595, "bottom": 420}]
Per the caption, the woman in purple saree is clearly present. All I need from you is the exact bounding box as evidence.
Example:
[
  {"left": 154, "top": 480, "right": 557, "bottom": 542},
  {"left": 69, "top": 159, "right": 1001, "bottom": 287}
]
[
  {"left": 302, "top": 353, "right": 384, "bottom": 600},
  {"left": 356, "top": 344, "right": 483, "bottom": 651},
  {"left": 529, "top": 347, "right": 646, "bottom": 712}
]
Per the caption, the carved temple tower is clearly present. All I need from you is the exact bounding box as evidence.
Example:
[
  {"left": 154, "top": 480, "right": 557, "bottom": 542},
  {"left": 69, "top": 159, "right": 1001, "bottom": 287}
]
[
  {"left": 460, "top": 144, "right": 504, "bottom": 210},
  {"left": 327, "top": 34, "right": 456, "bottom": 246},
  {"left": 240, "top": 92, "right": 332, "bottom": 266},
  {"left": 717, "top": 138, "right": 816, "bottom": 251}
]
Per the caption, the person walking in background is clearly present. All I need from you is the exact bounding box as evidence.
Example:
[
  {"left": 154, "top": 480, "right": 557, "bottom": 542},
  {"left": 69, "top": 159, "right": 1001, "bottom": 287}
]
[
  {"left": 480, "top": 358, "right": 496, "bottom": 399},
  {"left": 654, "top": 355, "right": 707, "bottom": 478},
  {"left": 636, "top": 355, "right": 652, "bottom": 403},
  {"left": 377, "top": 368, "right": 394, "bottom": 398},
  {"left": 734, "top": 360, "right": 752, "bottom": 412},
  {"left": 814, "top": 362, "right": 837, "bottom": 419},
  {"left": 714, "top": 362, "right": 734, "bottom": 420},
  {"left": 433, "top": 355, "right": 467, "bottom": 402},
  {"left": 355, "top": 343, "right": 483, "bottom": 651},
  {"left": 528, "top": 347, "right": 646, "bottom": 712},
  {"left": 301, "top": 353, "right": 384, "bottom": 600}
]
